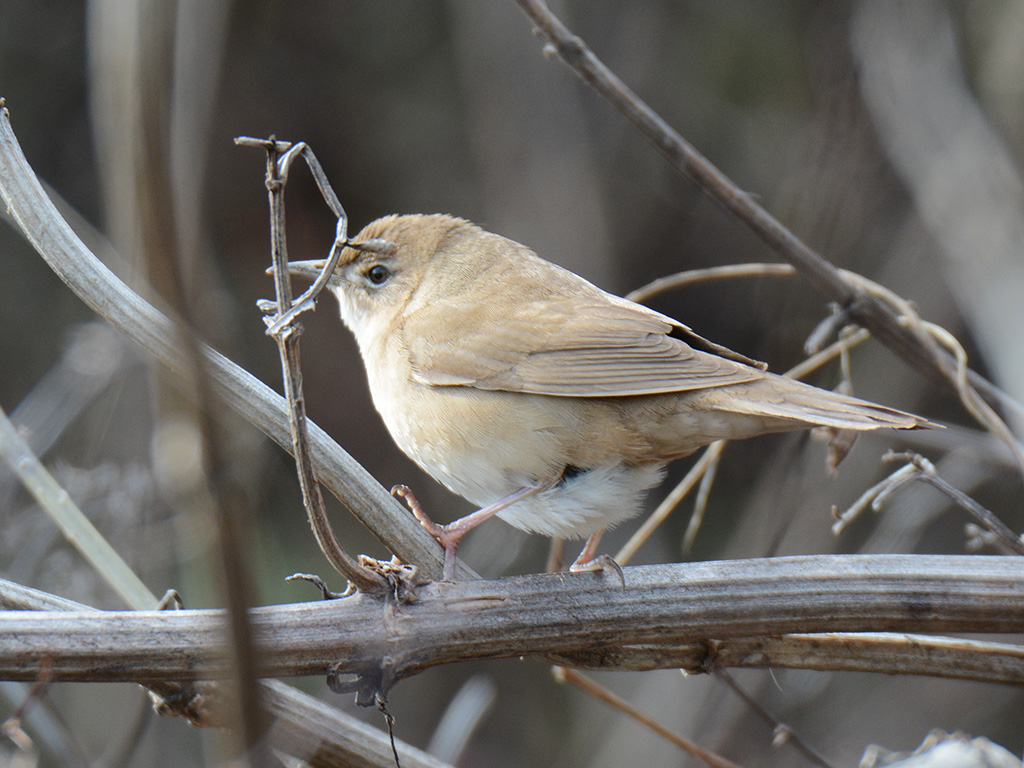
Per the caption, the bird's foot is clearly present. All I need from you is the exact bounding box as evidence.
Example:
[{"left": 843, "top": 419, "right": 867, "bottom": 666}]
[{"left": 568, "top": 533, "right": 625, "bottom": 591}]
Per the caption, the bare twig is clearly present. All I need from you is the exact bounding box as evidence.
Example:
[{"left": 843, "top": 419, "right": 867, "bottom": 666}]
[
  {"left": 714, "top": 670, "right": 834, "bottom": 768},
  {"left": 626, "top": 263, "right": 798, "bottom": 304},
  {"left": 834, "top": 452, "right": 1024, "bottom": 555},
  {"left": 804, "top": 305, "right": 858, "bottom": 357},
  {"left": 554, "top": 667, "right": 746, "bottom": 768},
  {"left": 688, "top": 444, "right": 723, "bottom": 550},
  {"left": 239, "top": 135, "right": 384, "bottom": 594}
]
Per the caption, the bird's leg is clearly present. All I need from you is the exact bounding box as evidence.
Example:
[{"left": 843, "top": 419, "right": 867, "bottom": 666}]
[{"left": 392, "top": 483, "right": 548, "bottom": 580}]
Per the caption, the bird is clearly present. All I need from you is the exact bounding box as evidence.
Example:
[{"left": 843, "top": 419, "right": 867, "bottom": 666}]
[{"left": 288, "top": 214, "right": 932, "bottom": 579}]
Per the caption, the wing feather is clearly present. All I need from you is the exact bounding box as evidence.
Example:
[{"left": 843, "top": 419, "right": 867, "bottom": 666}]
[{"left": 402, "top": 276, "right": 762, "bottom": 397}]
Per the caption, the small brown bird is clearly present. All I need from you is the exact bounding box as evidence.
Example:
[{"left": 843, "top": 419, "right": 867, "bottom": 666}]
[{"left": 289, "top": 214, "right": 930, "bottom": 577}]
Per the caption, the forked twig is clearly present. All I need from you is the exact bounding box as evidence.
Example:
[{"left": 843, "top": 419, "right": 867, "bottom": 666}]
[
  {"left": 237, "top": 136, "right": 384, "bottom": 594},
  {"left": 834, "top": 451, "right": 1024, "bottom": 555}
]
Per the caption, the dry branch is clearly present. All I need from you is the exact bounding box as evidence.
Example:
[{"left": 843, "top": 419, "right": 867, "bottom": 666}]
[
  {"left": 2, "top": 556, "right": 1023, "bottom": 687},
  {"left": 0, "top": 579, "right": 453, "bottom": 768}
]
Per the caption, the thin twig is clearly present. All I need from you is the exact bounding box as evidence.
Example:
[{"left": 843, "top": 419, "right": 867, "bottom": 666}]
[
  {"left": 836, "top": 452, "right": 1024, "bottom": 555},
  {"left": 714, "top": 670, "right": 835, "bottom": 768},
  {"left": 555, "top": 667, "right": 747, "bottom": 768},
  {"left": 626, "top": 263, "right": 798, "bottom": 303},
  {"left": 785, "top": 328, "right": 872, "bottom": 382},
  {"left": 240, "top": 136, "right": 383, "bottom": 594},
  {"left": 688, "top": 445, "right": 723, "bottom": 552},
  {"left": 908, "top": 452, "right": 1021, "bottom": 550}
]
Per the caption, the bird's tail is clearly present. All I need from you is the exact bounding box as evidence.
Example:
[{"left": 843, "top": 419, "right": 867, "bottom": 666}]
[{"left": 706, "top": 374, "right": 936, "bottom": 432}]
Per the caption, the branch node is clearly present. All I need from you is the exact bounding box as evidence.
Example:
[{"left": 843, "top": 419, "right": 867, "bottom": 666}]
[{"left": 359, "top": 555, "right": 431, "bottom": 604}]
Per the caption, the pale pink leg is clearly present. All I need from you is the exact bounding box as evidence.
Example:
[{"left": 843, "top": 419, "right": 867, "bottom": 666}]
[{"left": 393, "top": 483, "right": 547, "bottom": 580}]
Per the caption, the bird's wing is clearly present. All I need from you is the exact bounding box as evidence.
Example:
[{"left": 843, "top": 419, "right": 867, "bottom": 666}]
[{"left": 401, "top": 288, "right": 763, "bottom": 397}]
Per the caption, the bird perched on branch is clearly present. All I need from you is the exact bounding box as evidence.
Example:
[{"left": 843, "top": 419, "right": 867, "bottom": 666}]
[{"left": 289, "top": 214, "right": 931, "bottom": 579}]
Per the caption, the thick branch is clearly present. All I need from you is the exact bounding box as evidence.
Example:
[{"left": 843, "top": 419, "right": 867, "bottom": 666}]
[
  {"left": 0, "top": 580, "right": 452, "bottom": 768},
  {"left": 2, "top": 556, "right": 1022, "bottom": 686}
]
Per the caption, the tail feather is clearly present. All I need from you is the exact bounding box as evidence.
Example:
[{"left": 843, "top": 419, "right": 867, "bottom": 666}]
[{"left": 714, "top": 375, "right": 936, "bottom": 432}]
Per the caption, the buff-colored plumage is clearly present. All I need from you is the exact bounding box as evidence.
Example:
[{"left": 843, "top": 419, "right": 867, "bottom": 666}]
[{"left": 289, "top": 214, "right": 932, "bottom": 567}]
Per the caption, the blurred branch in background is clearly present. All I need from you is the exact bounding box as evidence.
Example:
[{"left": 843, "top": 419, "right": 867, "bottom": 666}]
[{"left": 852, "top": 1, "right": 1024, "bottom": 423}]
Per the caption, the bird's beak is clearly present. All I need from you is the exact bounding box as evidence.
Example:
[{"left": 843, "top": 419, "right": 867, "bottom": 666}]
[{"left": 279, "top": 260, "right": 327, "bottom": 281}]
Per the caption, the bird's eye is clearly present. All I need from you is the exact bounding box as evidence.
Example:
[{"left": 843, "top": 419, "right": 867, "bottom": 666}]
[{"left": 367, "top": 264, "right": 391, "bottom": 285}]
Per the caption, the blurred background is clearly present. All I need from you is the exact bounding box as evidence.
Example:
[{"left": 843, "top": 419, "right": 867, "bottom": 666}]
[{"left": 2, "top": 0, "right": 1023, "bottom": 766}]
